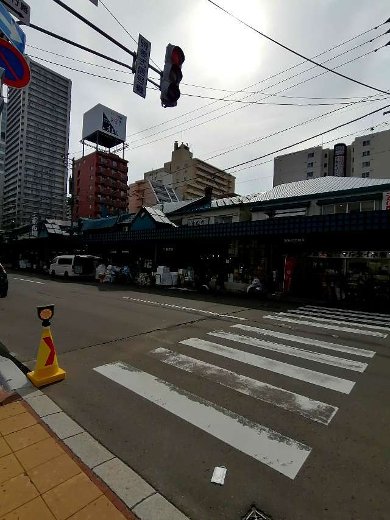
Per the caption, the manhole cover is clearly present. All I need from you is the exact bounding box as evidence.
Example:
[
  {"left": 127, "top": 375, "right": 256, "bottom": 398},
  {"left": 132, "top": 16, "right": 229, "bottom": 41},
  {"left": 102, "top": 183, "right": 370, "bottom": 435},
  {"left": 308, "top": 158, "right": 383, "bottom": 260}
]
[{"left": 243, "top": 506, "right": 272, "bottom": 520}]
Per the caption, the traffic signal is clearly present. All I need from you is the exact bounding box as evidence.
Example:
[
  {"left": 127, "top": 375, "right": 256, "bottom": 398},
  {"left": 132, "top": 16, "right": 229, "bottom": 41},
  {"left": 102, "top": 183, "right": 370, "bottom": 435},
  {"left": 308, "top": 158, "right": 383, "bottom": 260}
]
[{"left": 160, "top": 44, "right": 185, "bottom": 108}]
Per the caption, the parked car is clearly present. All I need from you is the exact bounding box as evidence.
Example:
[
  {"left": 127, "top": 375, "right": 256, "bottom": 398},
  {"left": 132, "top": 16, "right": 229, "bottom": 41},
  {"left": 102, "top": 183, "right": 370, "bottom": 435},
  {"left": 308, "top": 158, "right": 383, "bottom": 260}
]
[
  {"left": 49, "top": 255, "right": 97, "bottom": 279},
  {"left": 0, "top": 264, "right": 8, "bottom": 297}
]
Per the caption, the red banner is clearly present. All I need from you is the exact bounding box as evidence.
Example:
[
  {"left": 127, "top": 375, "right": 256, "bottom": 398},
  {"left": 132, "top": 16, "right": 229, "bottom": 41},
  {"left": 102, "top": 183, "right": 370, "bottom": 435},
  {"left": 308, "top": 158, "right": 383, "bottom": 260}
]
[{"left": 283, "top": 256, "right": 296, "bottom": 293}]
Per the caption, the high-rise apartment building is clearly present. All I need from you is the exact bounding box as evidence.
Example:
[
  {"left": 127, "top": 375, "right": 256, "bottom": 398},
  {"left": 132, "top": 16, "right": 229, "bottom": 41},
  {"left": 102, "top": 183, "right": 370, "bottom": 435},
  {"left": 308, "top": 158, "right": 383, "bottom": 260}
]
[
  {"left": 2, "top": 59, "right": 71, "bottom": 228},
  {"left": 0, "top": 102, "right": 7, "bottom": 229},
  {"left": 273, "top": 128, "right": 390, "bottom": 186},
  {"left": 73, "top": 150, "right": 128, "bottom": 219},
  {"left": 141, "top": 142, "right": 235, "bottom": 200}
]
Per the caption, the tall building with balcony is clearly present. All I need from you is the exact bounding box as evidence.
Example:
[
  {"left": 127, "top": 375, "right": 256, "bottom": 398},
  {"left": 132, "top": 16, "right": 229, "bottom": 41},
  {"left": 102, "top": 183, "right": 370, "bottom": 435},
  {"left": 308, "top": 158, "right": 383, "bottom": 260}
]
[
  {"left": 141, "top": 142, "right": 235, "bottom": 200},
  {"left": 2, "top": 59, "right": 71, "bottom": 228},
  {"left": 0, "top": 102, "right": 7, "bottom": 229},
  {"left": 73, "top": 150, "right": 128, "bottom": 219}
]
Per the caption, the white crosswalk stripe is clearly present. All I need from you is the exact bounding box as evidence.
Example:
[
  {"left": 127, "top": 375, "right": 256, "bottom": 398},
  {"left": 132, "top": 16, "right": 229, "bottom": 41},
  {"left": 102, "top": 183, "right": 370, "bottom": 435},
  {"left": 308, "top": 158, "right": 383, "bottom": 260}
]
[
  {"left": 263, "top": 313, "right": 388, "bottom": 338},
  {"left": 151, "top": 347, "right": 338, "bottom": 425},
  {"left": 180, "top": 338, "right": 355, "bottom": 393},
  {"left": 94, "top": 310, "right": 378, "bottom": 480},
  {"left": 94, "top": 361, "right": 311, "bottom": 479},
  {"left": 208, "top": 330, "right": 368, "bottom": 372},
  {"left": 301, "top": 305, "right": 390, "bottom": 320},
  {"left": 231, "top": 324, "right": 375, "bottom": 358},
  {"left": 285, "top": 310, "right": 390, "bottom": 331},
  {"left": 294, "top": 307, "right": 390, "bottom": 326}
]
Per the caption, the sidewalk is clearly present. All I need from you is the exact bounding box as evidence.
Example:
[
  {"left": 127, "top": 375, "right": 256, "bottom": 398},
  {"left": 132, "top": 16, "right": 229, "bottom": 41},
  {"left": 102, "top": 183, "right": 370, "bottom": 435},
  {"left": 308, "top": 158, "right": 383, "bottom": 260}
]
[
  {"left": 0, "top": 398, "right": 133, "bottom": 520},
  {"left": 0, "top": 356, "right": 191, "bottom": 520}
]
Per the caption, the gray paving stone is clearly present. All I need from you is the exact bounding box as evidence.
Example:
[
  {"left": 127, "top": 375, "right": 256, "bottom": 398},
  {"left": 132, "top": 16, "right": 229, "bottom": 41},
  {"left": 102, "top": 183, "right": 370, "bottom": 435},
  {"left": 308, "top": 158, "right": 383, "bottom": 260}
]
[
  {"left": 94, "top": 458, "right": 155, "bottom": 509},
  {"left": 0, "top": 355, "right": 31, "bottom": 391},
  {"left": 64, "top": 432, "right": 114, "bottom": 468},
  {"left": 134, "top": 493, "right": 190, "bottom": 520},
  {"left": 25, "top": 394, "right": 61, "bottom": 417},
  {"left": 42, "top": 412, "right": 84, "bottom": 439},
  {"left": 19, "top": 388, "right": 43, "bottom": 400}
]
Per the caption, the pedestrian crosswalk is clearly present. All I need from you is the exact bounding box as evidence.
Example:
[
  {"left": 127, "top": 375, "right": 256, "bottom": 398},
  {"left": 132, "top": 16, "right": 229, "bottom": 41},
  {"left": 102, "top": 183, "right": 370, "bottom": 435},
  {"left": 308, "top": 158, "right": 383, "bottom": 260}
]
[{"left": 93, "top": 304, "right": 384, "bottom": 481}]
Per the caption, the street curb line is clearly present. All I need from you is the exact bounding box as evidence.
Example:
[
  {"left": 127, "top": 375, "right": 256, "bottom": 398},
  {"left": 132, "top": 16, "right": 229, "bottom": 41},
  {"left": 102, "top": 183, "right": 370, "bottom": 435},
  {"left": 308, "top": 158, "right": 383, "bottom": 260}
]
[{"left": 0, "top": 356, "right": 192, "bottom": 520}]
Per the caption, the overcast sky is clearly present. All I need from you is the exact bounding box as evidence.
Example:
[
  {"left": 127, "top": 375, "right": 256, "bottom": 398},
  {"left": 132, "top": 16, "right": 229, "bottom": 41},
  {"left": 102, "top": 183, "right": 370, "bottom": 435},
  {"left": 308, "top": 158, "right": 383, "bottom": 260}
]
[{"left": 23, "top": 0, "right": 390, "bottom": 195}]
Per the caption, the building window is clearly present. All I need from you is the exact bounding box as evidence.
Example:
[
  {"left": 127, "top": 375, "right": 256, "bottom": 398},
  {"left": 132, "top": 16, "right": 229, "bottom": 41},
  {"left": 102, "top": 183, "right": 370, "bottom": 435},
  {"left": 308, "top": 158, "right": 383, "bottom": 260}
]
[
  {"left": 324, "top": 153, "right": 327, "bottom": 158},
  {"left": 363, "top": 139, "right": 370, "bottom": 146},
  {"left": 307, "top": 172, "right": 313, "bottom": 178},
  {"left": 307, "top": 162, "right": 313, "bottom": 168},
  {"left": 89, "top": 185, "right": 93, "bottom": 190},
  {"left": 362, "top": 172, "right": 370, "bottom": 178},
  {"left": 324, "top": 163, "right": 327, "bottom": 168},
  {"left": 308, "top": 152, "right": 314, "bottom": 158},
  {"left": 361, "top": 200, "right": 375, "bottom": 211},
  {"left": 362, "top": 161, "right": 370, "bottom": 167},
  {"left": 335, "top": 203, "right": 347, "bottom": 214},
  {"left": 362, "top": 151, "right": 370, "bottom": 157}
]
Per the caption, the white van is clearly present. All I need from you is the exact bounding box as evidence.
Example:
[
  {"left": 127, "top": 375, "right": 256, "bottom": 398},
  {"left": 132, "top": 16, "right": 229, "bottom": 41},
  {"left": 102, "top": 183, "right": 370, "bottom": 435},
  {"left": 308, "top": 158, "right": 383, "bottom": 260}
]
[{"left": 49, "top": 255, "right": 97, "bottom": 279}]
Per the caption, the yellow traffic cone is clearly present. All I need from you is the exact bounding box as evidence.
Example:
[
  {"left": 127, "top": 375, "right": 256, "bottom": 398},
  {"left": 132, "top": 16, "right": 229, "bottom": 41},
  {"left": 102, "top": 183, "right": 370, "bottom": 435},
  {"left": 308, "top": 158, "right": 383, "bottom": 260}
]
[{"left": 27, "top": 326, "right": 66, "bottom": 388}]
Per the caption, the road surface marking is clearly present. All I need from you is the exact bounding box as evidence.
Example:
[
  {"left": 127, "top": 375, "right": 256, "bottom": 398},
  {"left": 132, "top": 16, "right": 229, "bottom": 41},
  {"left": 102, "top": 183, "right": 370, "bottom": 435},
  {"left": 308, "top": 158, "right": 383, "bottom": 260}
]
[
  {"left": 295, "top": 307, "right": 390, "bottom": 325},
  {"left": 94, "top": 361, "right": 311, "bottom": 479},
  {"left": 123, "top": 296, "right": 246, "bottom": 320},
  {"left": 231, "top": 324, "right": 375, "bottom": 358},
  {"left": 281, "top": 311, "right": 390, "bottom": 333},
  {"left": 287, "top": 309, "right": 390, "bottom": 329},
  {"left": 151, "top": 347, "right": 338, "bottom": 425},
  {"left": 301, "top": 305, "right": 390, "bottom": 319},
  {"left": 208, "top": 331, "right": 368, "bottom": 373},
  {"left": 180, "top": 338, "right": 355, "bottom": 394},
  {"left": 263, "top": 314, "right": 387, "bottom": 338},
  {"left": 13, "top": 277, "right": 44, "bottom": 284}
]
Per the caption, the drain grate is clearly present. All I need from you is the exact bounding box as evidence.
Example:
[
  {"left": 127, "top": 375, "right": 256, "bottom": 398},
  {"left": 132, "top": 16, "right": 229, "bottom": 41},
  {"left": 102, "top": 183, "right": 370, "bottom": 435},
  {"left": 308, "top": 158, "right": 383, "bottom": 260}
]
[{"left": 243, "top": 506, "right": 272, "bottom": 520}]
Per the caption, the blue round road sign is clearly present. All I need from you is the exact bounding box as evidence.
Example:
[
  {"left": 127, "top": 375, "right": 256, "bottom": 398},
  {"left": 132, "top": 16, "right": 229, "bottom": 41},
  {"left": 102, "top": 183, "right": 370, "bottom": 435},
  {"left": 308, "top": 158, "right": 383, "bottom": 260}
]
[{"left": 0, "top": 38, "right": 30, "bottom": 88}]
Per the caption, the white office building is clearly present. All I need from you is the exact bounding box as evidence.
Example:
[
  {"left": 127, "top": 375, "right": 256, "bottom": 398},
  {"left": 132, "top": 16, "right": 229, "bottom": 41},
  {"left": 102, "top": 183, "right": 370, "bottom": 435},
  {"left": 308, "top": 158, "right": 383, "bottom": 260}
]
[
  {"left": 2, "top": 59, "right": 71, "bottom": 228},
  {"left": 273, "top": 127, "right": 390, "bottom": 186}
]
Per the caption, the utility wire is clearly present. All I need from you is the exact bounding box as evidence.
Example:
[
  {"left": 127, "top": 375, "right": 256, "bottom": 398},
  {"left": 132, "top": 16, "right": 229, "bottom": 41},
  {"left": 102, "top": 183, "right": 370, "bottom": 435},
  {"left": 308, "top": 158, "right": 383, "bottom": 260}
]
[
  {"left": 206, "top": 0, "right": 390, "bottom": 96},
  {"left": 233, "top": 121, "right": 389, "bottom": 176},
  {"left": 224, "top": 103, "right": 390, "bottom": 172},
  {"left": 99, "top": 0, "right": 162, "bottom": 72},
  {"left": 28, "top": 54, "right": 386, "bottom": 108},
  {"left": 50, "top": 0, "right": 161, "bottom": 75},
  {"left": 30, "top": 53, "right": 385, "bottom": 108},
  {"left": 128, "top": 40, "right": 386, "bottom": 147},
  {"left": 28, "top": 43, "right": 387, "bottom": 102},
  {"left": 129, "top": 46, "right": 384, "bottom": 149},
  {"left": 29, "top": 23, "right": 135, "bottom": 72}
]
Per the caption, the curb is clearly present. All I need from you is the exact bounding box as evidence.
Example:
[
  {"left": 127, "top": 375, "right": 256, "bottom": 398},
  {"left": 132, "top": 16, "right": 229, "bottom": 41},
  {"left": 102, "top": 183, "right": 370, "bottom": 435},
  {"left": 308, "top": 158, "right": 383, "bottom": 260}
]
[{"left": 0, "top": 355, "right": 191, "bottom": 520}]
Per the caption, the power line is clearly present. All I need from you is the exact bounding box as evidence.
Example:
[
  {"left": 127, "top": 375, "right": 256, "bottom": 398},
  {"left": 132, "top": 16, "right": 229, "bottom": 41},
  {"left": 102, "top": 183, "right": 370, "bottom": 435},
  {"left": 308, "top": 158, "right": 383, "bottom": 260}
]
[
  {"left": 50, "top": 0, "right": 161, "bottom": 76},
  {"left": 233, "top": 121, "right": 389, "bottom": 176},
  {"left": 30, "top": 53, "right": 384, "bottom": 108},
  {"left": 99, "top": 0, "right": 162, "bottom": 72},
  {"left": 128, "top": 46, "right": 385, "bottom": 150},
  {"left": 28, "top": 43, "right": 387, "bottom": 102},
  {"left": 126, "top": 26, "right": 386, "bottom": 139},
  {"left": 206, "top": 0, "right": 390, "bottom": 96},
  {"left": 29, "top": 23, "right": 135, "bottom": 72},
  {"left": 127, "top": 39, "right": 386, "bottom": 148},
  {"left": 224, "top": 103, "right": 390, "bottom": 172},
  {"left": 28, "top": 54, "right": 386, "bottom": 109}
]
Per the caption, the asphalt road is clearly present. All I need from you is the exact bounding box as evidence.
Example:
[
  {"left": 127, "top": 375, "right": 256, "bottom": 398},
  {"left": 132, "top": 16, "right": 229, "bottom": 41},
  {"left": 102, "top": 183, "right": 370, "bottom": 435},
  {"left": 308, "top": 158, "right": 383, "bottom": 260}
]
[{"left": 1, "top": 273, "right": 390, "bottom": 520}]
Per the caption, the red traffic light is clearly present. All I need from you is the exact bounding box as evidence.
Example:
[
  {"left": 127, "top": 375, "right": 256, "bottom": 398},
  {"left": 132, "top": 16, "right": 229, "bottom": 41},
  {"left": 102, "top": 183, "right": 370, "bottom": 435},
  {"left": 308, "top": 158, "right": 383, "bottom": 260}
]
[
  {"left": 161, "top": 43, "right": 185, "bottom": 108},
  {"left": 170, "top": 46, "right": 185, "bottom": 67}
]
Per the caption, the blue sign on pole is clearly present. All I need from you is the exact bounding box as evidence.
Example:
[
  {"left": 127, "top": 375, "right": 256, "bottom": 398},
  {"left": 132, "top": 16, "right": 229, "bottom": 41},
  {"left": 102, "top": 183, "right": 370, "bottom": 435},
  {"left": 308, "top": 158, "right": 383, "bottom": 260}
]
[
  {"left": 0, "top": 2, "right": 26, "bottom": 54},
  {"left": 0, "top": 38, "right": 30, "bottom": 88}
]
